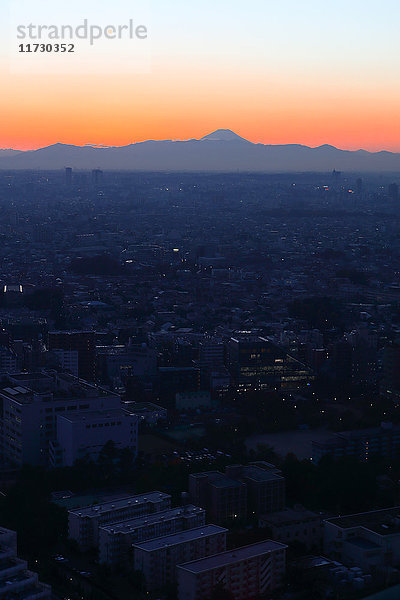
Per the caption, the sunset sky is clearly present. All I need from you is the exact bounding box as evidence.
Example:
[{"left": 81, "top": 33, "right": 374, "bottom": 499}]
[{"left": 1, "top": 0, "right": 400, "bottom": 151}]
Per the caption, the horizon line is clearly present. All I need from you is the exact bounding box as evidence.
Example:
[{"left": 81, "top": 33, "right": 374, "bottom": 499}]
[{"left": 0, "top": 130, "right": 398, "bottom": 155}]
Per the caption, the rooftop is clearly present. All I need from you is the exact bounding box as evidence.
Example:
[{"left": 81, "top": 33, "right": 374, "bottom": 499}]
[
  {"left": 191, "top": 471, "right": 244, "bottom": 489},
  {"left": 261, "top": 508, "right": 319, "bottom": 526},
  {"left": 345, "top": 537, "right": 380, "bottom": 550},
  {"left": 69, "top": 492, "right": 170, "bottom": 518},
  {"left": 132, "top": 525, "right": 227, "bottom": 552},
  {"left": 8, "top": 373, "right": 51, "bottom": 382},
  {"left": 0, "top": 373, "right": 118, "bottom": 403},
  {"left": 57, "top": 408, "right": 128, "bottom": 423},
  {"left": 326, "top": 507, "right": 400, "bottom": 535},
  {"left": 100, "top": 505, "right": 204, "bottom": 534},
  {"left": 178, "top": 540, "right": 287, "bottom": 573},
  {"left": 123, "top": 402, "right": 165, "bottom": 412},
  {"left": 240, "top": 465, "right": 284, "bottom": 483}
]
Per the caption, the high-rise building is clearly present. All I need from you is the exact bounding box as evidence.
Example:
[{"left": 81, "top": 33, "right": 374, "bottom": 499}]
[
  {"left": 65, "top": 166, "right": 72, "bottom": 185},
  {"left": 92, "top": 168, "right": 103, "bottom": 185}
]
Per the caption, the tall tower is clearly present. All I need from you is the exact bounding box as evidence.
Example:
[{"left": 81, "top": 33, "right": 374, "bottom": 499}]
[{"left": 65, "top": 166, "right": 72, "bottom": 185}]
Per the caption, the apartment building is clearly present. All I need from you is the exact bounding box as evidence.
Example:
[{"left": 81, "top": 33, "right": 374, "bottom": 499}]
[
  {"left": 226, "top": 463, "right": 286, "bottom": 514},
  {"left": 189, "top": 463, "right": 285, "bottom": 522},
  {"left": 0, "top": 527, "right": 52, "bottom": 599},
  {"left": 68, "top": 491, "right": 171, "bottom": 550},
  {"left": 133, "top": 525, "right": 227, "bottom": 590},
  {"left": 189, "top": 471, "right": 247, "bottom": 523},
  {"left": 99, "top": 504, "right": 205, "bottom": 565},
  {"left": 177, "top": 540, "right": 287, "bottom": 600}
]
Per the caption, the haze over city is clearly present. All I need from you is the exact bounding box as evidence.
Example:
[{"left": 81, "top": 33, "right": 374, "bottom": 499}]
[{"left": 1, "top": 2, "right": 400, "bottom": 600}]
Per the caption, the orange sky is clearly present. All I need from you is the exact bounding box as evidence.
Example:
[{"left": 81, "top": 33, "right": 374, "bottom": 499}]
[
  {"left": 2, "top": 0, "right": 400, "bottom": 152},
  {"left": 2, "top": 68, "right": 399, "bottom": 152}
]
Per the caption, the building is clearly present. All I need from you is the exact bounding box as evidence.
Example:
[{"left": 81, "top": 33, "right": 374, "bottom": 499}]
[
  {"left": 99, "top": 504, "right": 205, "bottom": 565},
  {"left": 0, "top": 527, "right": 52, "bottom": 599},
  {"left": 158, "top": 367, "right": 201, "bottom": 407},
  {"left": 381, "top": 342, "right": 400, "bottom": 400},
  {"left": 0, "top": 346, "right": 17, "bottom": 373},
  {"left": 176, "top": 391, "right": 213, "bottom": 411},
  {"left": 331, "top": 340, "right": 353, "bottom": 387},
  {"left": 92, "top": 169, "right": 103, "bottom": 185},
  {"left": 48, "top": 330, "right": 96, "bottom": 381},
  {"left": 65, "top": 167, "right": 72, "bottom": 185},
  {"left": 324, "top": 507, "right": 400, "bottom": 571},
  {"left": 226, "top": 335, "right": 313, "bottom": 392},
  {"left": 189, "top": 463, "right": 285, "bottom": 522},
  {"left": 259, "top": 508, "right": 323, "bottom": 550},
  {"left": 133, "top": 525, "right": 228, "bottom": 590},
  {"left": 68, "top": 491, "right": 171, "bottom": 550},
  {"left": 312, "top": 423, "right": 400, "bottom": 463},
  {"left": 198, "top": 338, "right": 225, "bottom": 370},
  {"left": 189, "top": 471, "right": 247, "bottom": 523},
  {"left": 225, "top": 463, "right": 286, "bottom": 515},
  {"left": 96, "top": 343, "right": 157, "bottom": 390},
  {"left": 0, "top": 372, "right": 121, "bottom": 466},
  {"left": 51, "top": 348, "right": 79, "bottom": 377},
  {"left": 177, "top": 540, "right": 287, "bottom": 600},
  {"left": 51, "top": 408, "right": 138, "bottom": 467},
  {"left": 122, "top": 401, "right": 167, "bottom": 425}
]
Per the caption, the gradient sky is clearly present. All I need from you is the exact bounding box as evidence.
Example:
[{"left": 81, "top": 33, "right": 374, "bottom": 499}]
[{"left": 1, "top": 0, "right": 400, "bottom": 151}]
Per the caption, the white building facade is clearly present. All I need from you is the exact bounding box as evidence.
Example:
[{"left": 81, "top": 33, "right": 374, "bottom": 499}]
[
  {"left": 133, "top": 525, "right": 228, "bottom": 590},
  {"left": 69, "top": 492, "right": 171, "bottom": 550},
  {"left": 53, "top": 408, "right": 138, "bottom": 466}
]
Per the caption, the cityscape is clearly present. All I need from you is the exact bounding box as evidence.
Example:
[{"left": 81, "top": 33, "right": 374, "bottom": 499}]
[
  {"left": 0, "top": 165, "right": 398, "bottom": 599},
  {"left": 2, "top": 0, "right": 400, "bottom": 599}
]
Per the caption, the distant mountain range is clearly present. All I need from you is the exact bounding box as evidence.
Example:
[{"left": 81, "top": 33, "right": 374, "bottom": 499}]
[{"left": 1, "top": 129, "right": 400, "bottom": 172}]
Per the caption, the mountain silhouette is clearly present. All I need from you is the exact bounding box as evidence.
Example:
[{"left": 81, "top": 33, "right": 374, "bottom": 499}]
[
  {"left": 200, "top": 129, "right": 250, "bottom": 142},
  {"left": 0, "top": 130, "right": 399, "bottom": 172}
]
